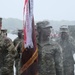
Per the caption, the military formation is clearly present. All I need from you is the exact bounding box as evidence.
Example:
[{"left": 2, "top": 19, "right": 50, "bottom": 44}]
[{"left": 0, "top": 17, "right": 75, "bottom": 75}]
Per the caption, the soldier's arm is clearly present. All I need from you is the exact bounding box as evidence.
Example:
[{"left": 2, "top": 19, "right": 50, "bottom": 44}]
[
  {"left": 13, "top": 40, "right": 23, "bottom": 60},
  {"left": 3, "top": 38, "right": 17, "bottom": 68},
  {"left": 4, "top": 38, "right": 17, "bottom": 57},
  {"left": 54, "top": 44, "right": 63, "bottom": 75}
]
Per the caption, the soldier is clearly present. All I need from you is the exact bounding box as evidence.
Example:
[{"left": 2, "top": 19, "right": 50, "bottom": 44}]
[
  {"left": 57, "top": 25, "right": 75, "bottom": 75},
  {"left": 13, "top": 30, "right": 23, "bottom": 75},
  {"left": 37, "top": 21, "right": 63, "bottom": 75},
  {"left": 0, "top": 18, "right": 16, "bottom": 75},
  {"left": 13, "top": 30, "right": 23, "bottom": 46}
]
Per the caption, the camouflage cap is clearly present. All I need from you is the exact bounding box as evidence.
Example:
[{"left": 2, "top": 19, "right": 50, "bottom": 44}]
[
  {"left": 36, "top": 21, "right": 52, "bottom": 29},
  {"left": 18, "top": 29, "right": 23, "bottom": 32},
  {"left": 60, "top": 25, "right": 68, "bottom": 32},
  {"left": 1, "top": 29, "right": 7, "bottom": 33},
  {"left": 18, "top": 29, "right": 24, "bottom": 35}
]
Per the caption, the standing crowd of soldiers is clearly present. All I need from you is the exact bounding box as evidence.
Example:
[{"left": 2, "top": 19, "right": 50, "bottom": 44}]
[
  {"left": 0, "top": 17, "right": 75, "bottom": 75},
  {"left": 36, "top": 21, "right": 75, "bottom": 75}
]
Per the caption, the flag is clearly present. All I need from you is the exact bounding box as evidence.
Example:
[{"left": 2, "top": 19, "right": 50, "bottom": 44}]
[
  {"left": 23, "top": 0, "right": 33, "bottom": 48},
  {"left": 20, "top": 0, "right": 38, "bottom": 75}
]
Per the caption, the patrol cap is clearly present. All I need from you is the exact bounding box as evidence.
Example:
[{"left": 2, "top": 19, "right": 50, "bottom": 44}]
[
  {"left": 36, "top": 21, "right": 52, "bottom": 29},
  {"left": 1, "top": 29, "right": 7, "bottom": 33},
  {"left": 18, "top": 29, "right": 24, "bottom": 35},
  {"left": 60, "top": 25, "right": 68, "bottom": 32},
  {"left": 18, "top": 29, "right": 23, "bottom": 32}
]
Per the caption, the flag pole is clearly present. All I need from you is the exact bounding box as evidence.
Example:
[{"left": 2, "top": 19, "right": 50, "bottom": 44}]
[{"left": 20, "top": 0, "right": 38, "bottom": 75}]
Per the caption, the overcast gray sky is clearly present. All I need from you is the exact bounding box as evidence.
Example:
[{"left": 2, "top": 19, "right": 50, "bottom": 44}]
[{"left": 0, "top": 0, "right": 75, "bottom": 21}]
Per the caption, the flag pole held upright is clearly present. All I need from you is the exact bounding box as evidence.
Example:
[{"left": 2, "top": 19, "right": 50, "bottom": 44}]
[{"left": 20, "top": 0, "right": 38, "bottom": 75}]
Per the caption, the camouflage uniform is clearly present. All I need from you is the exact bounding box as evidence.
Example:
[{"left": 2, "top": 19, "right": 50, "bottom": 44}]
[
  {"left": 0, "top": 18, "right": 16, "bottom": 75},
  {"left": 13, "top": 30, "right": 23, "bottom": 75},
  {"left": 37, "top": 21, "right": 63, "bottom": 75},
  {"left": 13, "top": 30, "right": 23, "bottom": 46},
  {"left": 0, "top": 33, "right": 16, "bottom": 75},
  {"left": 57, "top": 25, "right": 75, "bottom": 75}
]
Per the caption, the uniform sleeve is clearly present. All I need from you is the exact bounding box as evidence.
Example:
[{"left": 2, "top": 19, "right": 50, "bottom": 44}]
[
  {"left": 4, "top": 38, "right": 17, "bottom": 69},
  {"left": 54, "top": 44, "right": 63, "bottom": 75},
  {"left": 4, "top": 38, "right": 17, "bottom": 57}
]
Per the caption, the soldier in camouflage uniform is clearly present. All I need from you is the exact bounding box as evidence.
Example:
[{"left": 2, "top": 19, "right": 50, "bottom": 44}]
[
  {"left": 13, "top": 30, "right": 23, "bottom": 75},
  {"left": 0, "top": 18, "right": 16, "bottom": 75},
  {"left": 36, "top": 21, "right": 63, "bottom": 75},
  {"left": 13, "top": 30, "right": 23, "bottom": 46},
  {"left": 57, "top": 25, "right": 75, "bottom": 75}
]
